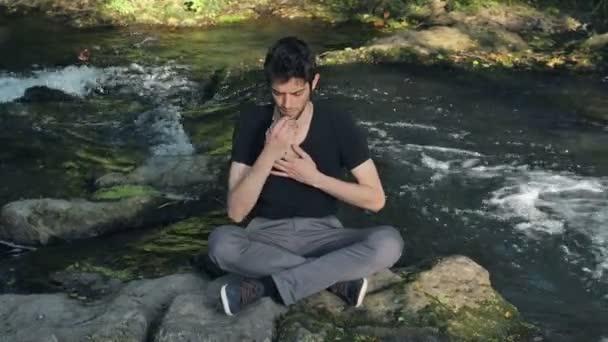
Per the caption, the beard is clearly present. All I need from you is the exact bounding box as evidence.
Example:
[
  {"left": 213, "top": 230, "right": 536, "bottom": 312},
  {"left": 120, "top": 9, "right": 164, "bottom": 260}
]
[
  {"left": 278, "top": 103, "right": 308, "bottom": 119},
  {"left": 277, "top": 90, "right": 313, "bottom": 119}
]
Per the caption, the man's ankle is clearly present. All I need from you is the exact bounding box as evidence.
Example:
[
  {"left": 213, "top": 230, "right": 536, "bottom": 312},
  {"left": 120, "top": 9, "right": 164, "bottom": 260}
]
[{"left": 259, "top": 276, "right": 283, "bottom": 304}]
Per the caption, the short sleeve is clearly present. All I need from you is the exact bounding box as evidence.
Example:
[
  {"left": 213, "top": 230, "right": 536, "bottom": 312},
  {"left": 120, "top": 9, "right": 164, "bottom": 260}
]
[
  {"left": 335, "top": 111, "right": 370, "bottom": 171},
  {"left": 231, "top": 110, "right": 269, "bottom": 166}
]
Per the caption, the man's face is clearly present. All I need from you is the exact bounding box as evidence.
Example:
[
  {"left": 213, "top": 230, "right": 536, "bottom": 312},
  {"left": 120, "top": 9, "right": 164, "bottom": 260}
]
[{"left": 271, "top": 74, "right": 319, "bottom": 118}]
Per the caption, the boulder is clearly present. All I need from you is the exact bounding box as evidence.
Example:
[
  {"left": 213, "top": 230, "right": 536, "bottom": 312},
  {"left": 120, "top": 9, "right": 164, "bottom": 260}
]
[
  {"left": 371, "top": 26, "right": 477, "bottom": 54},
  {"left": 18, "top": 86, "right": 78, "bottom": 103},
  {"left": 0, "top": 273, "right": 287, "bottom": 342},
  {"left": 0, "top": 196, "right": 162, "bottom": 245},
  {"left": 0, "top": 273, "right": 206, "bottom": 342},
  {"left": 0, "top": 257, "right": 541, "bottom": 341},
  {"left": 277, "top": 256, "right": 540, "bottom": 342}
]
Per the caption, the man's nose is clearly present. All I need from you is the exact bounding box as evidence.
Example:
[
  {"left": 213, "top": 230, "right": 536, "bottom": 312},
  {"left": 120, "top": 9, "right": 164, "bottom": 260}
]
[{"left": 282, "top": 95, "right": 292, "bottom": 108}]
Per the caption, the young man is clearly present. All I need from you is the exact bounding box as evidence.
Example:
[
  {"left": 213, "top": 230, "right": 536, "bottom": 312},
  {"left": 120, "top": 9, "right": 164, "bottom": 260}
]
[{"left": 208, "top": 36, "right": 404, "bottom": 316}]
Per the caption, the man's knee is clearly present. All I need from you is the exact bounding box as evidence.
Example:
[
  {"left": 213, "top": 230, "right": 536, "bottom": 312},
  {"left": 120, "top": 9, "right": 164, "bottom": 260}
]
[
  {"left": 368, "top": 226, "right": 404, "bottom": 268},
  {"left": 207, "top": 225, "right": 245, "bottom": 267}
]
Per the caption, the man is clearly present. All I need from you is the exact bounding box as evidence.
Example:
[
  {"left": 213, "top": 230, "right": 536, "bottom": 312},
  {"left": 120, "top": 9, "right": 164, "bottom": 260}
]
[{"left": 208, "top": 36, "right": 404, "bottom": 316}]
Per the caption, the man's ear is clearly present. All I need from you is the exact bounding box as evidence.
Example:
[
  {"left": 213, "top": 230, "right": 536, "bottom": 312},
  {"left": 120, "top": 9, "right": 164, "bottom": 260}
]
[{"left": 311, "top": 73, "right": 320, "bottom": 91}]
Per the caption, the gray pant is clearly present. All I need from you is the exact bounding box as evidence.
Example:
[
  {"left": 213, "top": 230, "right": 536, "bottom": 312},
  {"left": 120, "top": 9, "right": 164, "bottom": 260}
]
[{"left": 207, "top": 216, "right": 404, "bottom": 305}]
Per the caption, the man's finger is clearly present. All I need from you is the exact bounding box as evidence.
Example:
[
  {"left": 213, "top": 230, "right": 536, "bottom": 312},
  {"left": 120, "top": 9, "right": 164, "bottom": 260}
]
[
  {"left": 292, "top": 145, "right": 310, "bottom": 159},
  {"left": 282, "top": 154, "right": 297, "bottom": 162},
  {"left": 270, "top": 170, "right": 290, "bottom": 178},
  {"left": 275, "top": 117, "right": 297, "bottom": 133},
  {"left": 273, "top": 161, "right": 290, "bottom": 172},
  {"left": 276, "top": 159, "right": 292, "bottom": 167},
  {"left": 271, "top": 117, "right": 289, "bottom": 134}
]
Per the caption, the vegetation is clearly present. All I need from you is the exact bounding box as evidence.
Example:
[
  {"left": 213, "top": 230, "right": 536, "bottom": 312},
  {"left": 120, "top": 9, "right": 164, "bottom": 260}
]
[{"left": 1, "top": 0, "right": 606, "bottom": 28}]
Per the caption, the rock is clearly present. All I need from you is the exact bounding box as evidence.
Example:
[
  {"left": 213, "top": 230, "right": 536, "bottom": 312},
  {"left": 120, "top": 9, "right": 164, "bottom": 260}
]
[
  {"left": 154, "top": 274, "right": 285, "bottom": 342},
  {"left": 0, "top": 272, "right": 286, "bottom": 342},
  {"left": 472, "top": 5, "right": 580, "bottom": 34},
  {"left": 372, "top": 26, "right": 477, "bottom": 53},
  {"left": 277, "top": 257, "right": 538, "bottom": 342},
  {"left": 0, "top": 258, "right": 539, "bottom": 341},
  {"left": 583, "top": 32, "right": 608, "bottom": 50},
  {"left": 49, "top": 271, "right": 124, "bottom": 299},
  {"left": 367, "top": 268, "right": 404, "bottom": 293},
  {"left": 0, "top": 196, "right": 162, "bottom": 245},
  {"left": 95, "top": 155, "right": 223, "bottom": 191},
  {"left": 580, "top": 99, "right": 608, "bottom": 122},
  {"left": 155, "top": 294, "right": 285, "bottom": 342},
  {"left": 465, "top": 24, "right": 528, "bottom": 52},
  {"left": 18, "top": 86, "right": 78, "bottom": 103},
  {"left": 0, "top": 273, "right": 206, "bottom": 342},
  {"left": 364, "top": 256, "right": 537, "bottom": 341}
]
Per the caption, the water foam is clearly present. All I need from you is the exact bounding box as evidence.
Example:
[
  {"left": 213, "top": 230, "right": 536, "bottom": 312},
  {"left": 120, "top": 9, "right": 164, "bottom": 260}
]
[
  {"left": 0, "top": 64, "right": 196, "bottom": 104},
  {"left": 1, "top": 64, "right": 198, "bottom": 157},
  {"left": 0, "top": 66, "right": 103, "bottom": 103},
  {"left": 487, "top": 170, "right": 608, "bottom": 278},
  {"left": 101, "top": 64, "right": 195, "bottom": 100},
  {"left": 404, "top": 143, "right": 483, "bottom": 157},
  {"left": 364, "top": 117, "right": 608, "bottom": 281},
  {"left": 362, "top": 120, "right": 482, "bottom": 159},
  {"left": 359, "top": 120, "right": 438, "bottom": 131}
]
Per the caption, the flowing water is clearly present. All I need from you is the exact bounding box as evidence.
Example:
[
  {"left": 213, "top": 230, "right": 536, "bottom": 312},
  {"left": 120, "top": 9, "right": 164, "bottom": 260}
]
[{"left": 1, "top": 13, "right": 608, "bottom": 342}]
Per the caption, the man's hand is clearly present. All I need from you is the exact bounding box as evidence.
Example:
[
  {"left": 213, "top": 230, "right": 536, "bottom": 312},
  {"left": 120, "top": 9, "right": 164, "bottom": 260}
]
[
  {"left": 271, "top": 145, "right": 321, "bottom": 187},
  {"left": 264, "top": 117, "right": 297, "bottom": 160}
]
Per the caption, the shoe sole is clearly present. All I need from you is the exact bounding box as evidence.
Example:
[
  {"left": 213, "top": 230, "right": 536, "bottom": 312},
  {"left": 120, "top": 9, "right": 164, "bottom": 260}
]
[
  {"left": 355, "top": 278, "right": 368, "bottom": 308},
  {"left": 220, "top": 284, "right": 234, "bottom": 316}
]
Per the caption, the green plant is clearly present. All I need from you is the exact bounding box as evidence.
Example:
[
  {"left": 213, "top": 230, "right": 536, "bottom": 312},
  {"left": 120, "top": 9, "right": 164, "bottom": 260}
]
[
  {"left": 183, "top": 0, "right": 227, "bottom": 16},
  {"left": 104, "top": 0, "right": 137, "bottom": 15}
]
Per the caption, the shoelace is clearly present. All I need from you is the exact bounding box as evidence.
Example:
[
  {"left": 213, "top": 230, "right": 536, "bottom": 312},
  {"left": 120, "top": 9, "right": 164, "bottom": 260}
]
[{"left": 240, "top": 279, "right": 262, "bottom": 305}]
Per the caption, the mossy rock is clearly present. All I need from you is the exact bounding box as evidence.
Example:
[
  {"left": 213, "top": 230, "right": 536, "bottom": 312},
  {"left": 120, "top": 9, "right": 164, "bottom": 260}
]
[
  {"left": 277, "top": 256, "right": 541, "bottom": 342},
  {"left": 92, "top": 185, "right": 161, "bottom": 201}
]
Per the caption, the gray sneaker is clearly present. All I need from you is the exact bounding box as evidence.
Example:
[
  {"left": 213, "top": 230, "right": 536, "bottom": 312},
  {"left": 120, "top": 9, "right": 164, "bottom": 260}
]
[
  {"left": 220, "top": 277, "right": 265, "bottom": 316},
  {"left": 328, "top": 278, "right": 368, "bottom": 307}
]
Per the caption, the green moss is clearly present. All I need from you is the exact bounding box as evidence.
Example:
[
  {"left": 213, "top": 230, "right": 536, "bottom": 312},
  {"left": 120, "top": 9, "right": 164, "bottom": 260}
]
[
  {"left": 407, "top": 295, "right": 537, "bottom": 342},
  {"left": 75, "top": 148, "right": 137, "bottom": 173},
  {"left": 185, "top": 113, "right": 235, "bottom": 156},
  {"left": 92, "top": 185, "right": 161, "bottom": 201},
  {"left": 181, "top": 102, "right": 239, "bottom": 119},
  {"left": 279, "top": 271, "right": 536, "bottom": 341},
  {"left": 51, "top": 211, "right": 229, "bottom": 283},
  {"left": 133, "top": 215, "right": 227, "bottom": 254},
  {"left": 447, "top": 0, "right": 502, "bottom": 12},
  {"left": 65, "top": 261, "right": 134, "bottom": 281}
]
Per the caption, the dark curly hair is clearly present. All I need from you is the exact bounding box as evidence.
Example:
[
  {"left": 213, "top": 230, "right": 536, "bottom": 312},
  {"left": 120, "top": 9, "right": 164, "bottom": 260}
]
[{"left": 263, "top": 36, "right": 317, "bottom": 86}]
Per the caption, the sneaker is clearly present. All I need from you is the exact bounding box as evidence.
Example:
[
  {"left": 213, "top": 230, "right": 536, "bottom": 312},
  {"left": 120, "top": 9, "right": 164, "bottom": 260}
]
[
  {"left": 328, "top": 278, "right": 368, "bottom": 307},
  {"left": 220, "top": 277, "right": 265, "bottom": 316}
]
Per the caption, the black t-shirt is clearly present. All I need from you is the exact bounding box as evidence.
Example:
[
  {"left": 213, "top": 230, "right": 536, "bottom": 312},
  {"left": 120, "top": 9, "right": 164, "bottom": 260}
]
[{"left": 231, "top": 102, "right": 369, "bottom": 219}]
